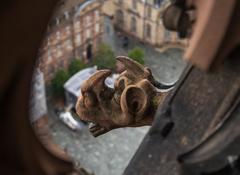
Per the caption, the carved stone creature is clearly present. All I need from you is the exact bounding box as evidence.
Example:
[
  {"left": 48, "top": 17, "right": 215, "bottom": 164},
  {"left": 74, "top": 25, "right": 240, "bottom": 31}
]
[{"left": 76, "top": 56, "right": 171, "bottom": 137}]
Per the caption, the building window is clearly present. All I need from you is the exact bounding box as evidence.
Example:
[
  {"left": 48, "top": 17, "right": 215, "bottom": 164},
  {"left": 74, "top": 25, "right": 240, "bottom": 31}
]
[
  {"left": 56, "top": 45, "right": 62, "bottom": 57},
  {"left": 56, "top": 18, "right": 60, "bottom": 25},
  {"left": 147, "top": 6, "right": 152, "bottom": 18},
  {"left": 95, "top": 23, "right": 100, "bottom": 33},
  {"left": 154, "top": 0, "right": 163, "bottom": 8},
  {"left": 65, "top": 39, "right": 73, "bottom": 51},
  {"left": 146, "top": 24, "right": 152, "bottom": 38},
  {"left": 75, "top": 33, "right": 81, "bottom": 46},
  {"left": 132, "top": 0, "right": 137, "bottom": 9},
  {"left": 106, "top": 25, "right": 110, "bottom": 34},
  {"left": 86, "top": 15, "right": 91, "bottom": 26},
  {"left": 74, "top": 20, "right": 81, "bottom": 30},
  {"left": 56, "top": 31, "right": 61, "bottom": 40},
  {"left": 131, "top": 17, "right": 137, "bottom": 32},
  {"left": 65, "top": 26, "right": 71, "bottom": 35},
  {"left": 95, "top": 10, "right": 100, "bottom": 20},
  {"left": 47, "top": 50, "right": 52, "bottom": 63},
  {"left": 86, "top": 29, "right": 91, "bottom": 39},
  {"left": 64, "top": 11, "right": 69, "bottom": 20},
  {"left": 116, "top": 10, "right": 124, "bottom": 27},
  {"left": 47, "top": 38, "right": 51, "bottom": 46}
]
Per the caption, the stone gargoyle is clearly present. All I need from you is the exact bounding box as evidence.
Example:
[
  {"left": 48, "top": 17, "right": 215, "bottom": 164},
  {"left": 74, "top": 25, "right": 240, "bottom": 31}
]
[{"left": 76, "top": 56, "right": 174, "bottom": 137}]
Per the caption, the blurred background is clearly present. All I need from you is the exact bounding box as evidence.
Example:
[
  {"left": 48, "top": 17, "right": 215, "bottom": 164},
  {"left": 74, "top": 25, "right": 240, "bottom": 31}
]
[{"left": 30, "top": 0, "right": 187, "bottom": 174}]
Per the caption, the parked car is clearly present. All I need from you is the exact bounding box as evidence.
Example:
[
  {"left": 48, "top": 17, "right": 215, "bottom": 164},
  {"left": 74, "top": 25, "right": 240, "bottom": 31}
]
[{"left": 59, "top": 111, "right": 86, "bottom": 131}]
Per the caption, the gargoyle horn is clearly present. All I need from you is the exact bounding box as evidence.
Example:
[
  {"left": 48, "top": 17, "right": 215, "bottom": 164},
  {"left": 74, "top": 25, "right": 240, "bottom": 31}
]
[
  {"left": 81, "top": 70, "right": 112, "bottom": 94},
  {"left": 116, "top": 56, "right": 150, "bottom": 79},
  {"left": 114, "top": 75, "right": 131, "bottom": 92},
  {"left": 121, "top": 85, "right": 149, "bottom": 122}
]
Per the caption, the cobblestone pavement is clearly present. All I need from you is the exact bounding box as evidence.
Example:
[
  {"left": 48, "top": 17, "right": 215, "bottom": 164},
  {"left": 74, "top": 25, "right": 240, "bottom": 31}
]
[
  {"left": 109, "top": 32, "right": 186, "bottom": 83},
  {"left": 48, "top": 110, "right": 149, "bottom": 175},
  {"left": 48, "top": 29, "right": 186, "bottom": 175}
]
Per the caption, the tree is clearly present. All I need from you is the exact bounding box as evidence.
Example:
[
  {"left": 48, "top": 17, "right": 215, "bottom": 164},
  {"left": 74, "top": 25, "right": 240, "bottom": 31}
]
[
  {"left": 51, "top": 69, "right": 69, "bottom": 97},
  {"left": 93, "top": 43, "right": 116, "bottom": 70},
  {"left": 128, "top": 47, "right": 145, "bottom": 65},
  {"left": 68, "top": 59, "right": 86, "bottom": 76}
]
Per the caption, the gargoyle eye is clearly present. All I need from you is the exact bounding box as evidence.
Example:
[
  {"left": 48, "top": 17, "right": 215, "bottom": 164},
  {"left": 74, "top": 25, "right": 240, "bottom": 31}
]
[
  {"left": 84, "top": 92, "right": 97, "bottom": 108},
  {"left": 118, "top": 79, "right": 125, "bottom": 91},
  {"left": 115, "top": 77, "right": 127, "bottom": 92}
]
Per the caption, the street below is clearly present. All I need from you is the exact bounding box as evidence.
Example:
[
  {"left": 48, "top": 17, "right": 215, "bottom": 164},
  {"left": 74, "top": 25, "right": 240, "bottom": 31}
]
[{"left": 48, "top": 34, "right": 186, "bottom": 175}]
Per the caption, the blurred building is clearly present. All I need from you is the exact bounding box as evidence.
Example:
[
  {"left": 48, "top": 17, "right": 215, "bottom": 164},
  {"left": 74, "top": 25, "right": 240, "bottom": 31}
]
[
  {"left": 29, "top": 68, "right": 48, "bottom": 128},
  {"left": 103, "top": 0, "right": 186, "bottom": 49},
  {"left": 30, "top": 68, "right": 47, "bottom": 122},
  {"left": 38, "top": 0, "right": 104, "bottom": 83}
]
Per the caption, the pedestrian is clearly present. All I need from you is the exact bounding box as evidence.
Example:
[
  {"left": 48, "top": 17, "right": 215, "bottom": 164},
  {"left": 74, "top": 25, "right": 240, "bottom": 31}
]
[{"left": 123, "top": 36, "right": 129, "bottom": 49}]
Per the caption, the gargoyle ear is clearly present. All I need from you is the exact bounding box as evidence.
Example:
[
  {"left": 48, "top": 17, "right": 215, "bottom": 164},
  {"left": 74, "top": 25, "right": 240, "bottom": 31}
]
[{"left": 121, "top": 85, "right": 149, "bottom": 122}]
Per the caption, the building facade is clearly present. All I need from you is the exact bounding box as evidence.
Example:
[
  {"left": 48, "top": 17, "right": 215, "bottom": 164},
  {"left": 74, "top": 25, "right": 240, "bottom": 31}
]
[
  {"left": 38, "top": 0, "right": 104, "bottom": 83},
  {"left": 29, "top": 69, "right": 47, "bottom": 124},
  {"left": 103, "top": 0, "right": 186, "bottom": 48}
]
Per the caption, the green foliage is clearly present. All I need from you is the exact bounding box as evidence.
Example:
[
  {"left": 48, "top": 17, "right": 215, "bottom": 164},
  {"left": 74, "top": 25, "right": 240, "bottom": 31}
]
[
  {"left": 68, "top": 59, "right": 86, "bottom": 76},
  {"left": 51, "top": 69, "right": 69, "bottom": 97},
  {"left": 93, "top": 43, "right": 116, "bottom": 70},
  {"left": 128, "top": 47, "right": 145, "bottom": 65}
]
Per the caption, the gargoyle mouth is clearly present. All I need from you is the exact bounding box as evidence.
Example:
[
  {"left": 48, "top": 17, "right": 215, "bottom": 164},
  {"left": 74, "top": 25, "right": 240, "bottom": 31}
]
[{"left": 88, "top": 122, "right": 110, "bottom": 137}]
